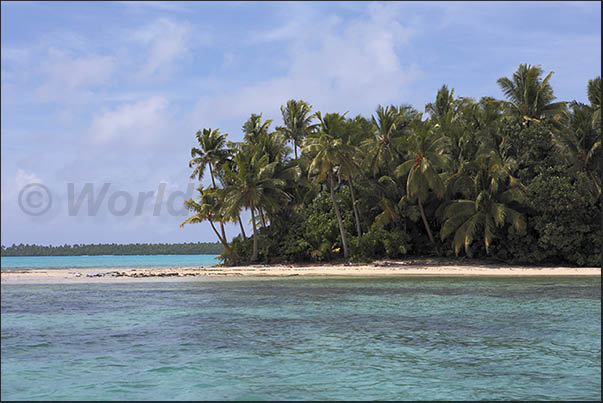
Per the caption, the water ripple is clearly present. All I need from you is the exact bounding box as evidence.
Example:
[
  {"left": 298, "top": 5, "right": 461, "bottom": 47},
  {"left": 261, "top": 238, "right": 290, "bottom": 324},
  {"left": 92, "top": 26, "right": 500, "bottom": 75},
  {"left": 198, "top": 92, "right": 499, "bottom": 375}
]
[{"left": 1, "top": 277, "right": 600, "bottom": 400}]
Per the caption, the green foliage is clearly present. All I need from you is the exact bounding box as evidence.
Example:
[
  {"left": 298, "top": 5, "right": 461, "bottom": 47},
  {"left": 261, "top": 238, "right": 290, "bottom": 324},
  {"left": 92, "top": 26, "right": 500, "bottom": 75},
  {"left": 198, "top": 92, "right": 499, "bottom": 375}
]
[
  {"left": 185, "top": 67, "right": 600, "bottom": 268},
  {"left": 496, "top": 64, "right": 566, "bottom": 123},
  {"left": 276, "top": 99, "right": 318, "bottom": 159},
  {"left": 503, "top": 122, "right": 558, "bottom": 182},
  {"left": 493, "top": 167, "right": 600, "bottom": 266},
  {"left": 351, "top": 224, "right": 411, "bottom": 261},
  {"left": 587, "top": 76, "right": 601, "bottom": 129}
]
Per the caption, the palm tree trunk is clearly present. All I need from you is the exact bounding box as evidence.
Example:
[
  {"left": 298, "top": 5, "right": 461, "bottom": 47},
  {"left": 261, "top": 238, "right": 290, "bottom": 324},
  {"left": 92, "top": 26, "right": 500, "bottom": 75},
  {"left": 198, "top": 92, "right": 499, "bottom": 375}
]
[
  {"left": 209, "top": 163, "right": 228, "bottom": 244},
  {"left": 251, "top": 205, "right": 258, "bottom": 261},
  {"left": 589, "top": 171, "right": 601, "bottom": 196},
  {"left": 329, "top": 171, "right": 350, "bottom": 264},
  {"left": 209, "top": 220, "right": 231, "bottom": 256},
  {"left": 209, "top": 164, "right": 217, "bottom": 188},
  {"left": 208, "top": 220, "right": 224, "bottom": 244},
  {"left": 418, "top": 198, "right": 435, "bottom": 244},
  {"left": 259, "top": 206, "right": 267, "bottom": 228},
  {"left": 347, "top": 175, "right": 362, "bottom": 236},
  {"left": 294, "top": 142, "right": 298, "bottom": 159},
  {"left": 238, "top": 216, "right": 247, "bottom": 240}
]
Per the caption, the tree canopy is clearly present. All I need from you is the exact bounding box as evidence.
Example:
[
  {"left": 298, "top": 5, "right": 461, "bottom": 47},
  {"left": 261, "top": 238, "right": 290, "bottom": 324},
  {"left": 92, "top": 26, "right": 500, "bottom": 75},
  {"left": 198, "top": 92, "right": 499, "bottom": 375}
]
[{"left": 182, "top": 65, "right": 600, "bottom": 267}]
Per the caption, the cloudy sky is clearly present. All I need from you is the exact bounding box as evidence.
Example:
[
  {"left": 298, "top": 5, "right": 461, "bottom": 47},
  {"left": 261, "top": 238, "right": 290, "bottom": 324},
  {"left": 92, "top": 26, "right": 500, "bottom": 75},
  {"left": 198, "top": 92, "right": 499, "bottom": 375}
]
[{"left": 1, "top": 1, "right": 601, "bottom": 246}]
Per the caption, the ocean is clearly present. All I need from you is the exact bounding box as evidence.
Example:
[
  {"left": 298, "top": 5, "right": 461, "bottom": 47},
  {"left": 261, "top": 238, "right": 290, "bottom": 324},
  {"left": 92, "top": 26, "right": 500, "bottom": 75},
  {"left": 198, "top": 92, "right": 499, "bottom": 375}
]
[
  {"left": 1, "top": 276, "right": 600, "bottom": 400},
  {"left": 0, "top": 254, "right": 220, "bottom": 271}
]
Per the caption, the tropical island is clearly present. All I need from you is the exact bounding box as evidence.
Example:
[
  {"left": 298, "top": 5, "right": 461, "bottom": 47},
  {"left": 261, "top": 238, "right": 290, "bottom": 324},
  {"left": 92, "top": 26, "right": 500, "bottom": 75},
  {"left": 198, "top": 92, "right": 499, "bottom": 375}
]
[{"left": 181, "top": 64, "right": 600, "bottom": 268}]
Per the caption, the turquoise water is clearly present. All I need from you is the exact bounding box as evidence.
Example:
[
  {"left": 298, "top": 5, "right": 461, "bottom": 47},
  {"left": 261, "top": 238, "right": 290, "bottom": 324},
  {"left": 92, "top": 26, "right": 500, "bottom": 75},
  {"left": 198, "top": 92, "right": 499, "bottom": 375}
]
[
  {"left": 1, "top": 277, "right": 600, "bottom": 400},
  {"left": 0, "top": 254, "right": 220, "bottom": 271}
]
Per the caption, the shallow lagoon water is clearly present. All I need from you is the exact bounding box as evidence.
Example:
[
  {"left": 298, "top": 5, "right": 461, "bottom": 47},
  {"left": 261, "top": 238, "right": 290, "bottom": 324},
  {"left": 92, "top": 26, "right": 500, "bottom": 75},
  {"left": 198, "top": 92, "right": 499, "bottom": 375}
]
[
  {"left": 0, "top": 254, "right": 220, "bottom": 271},
  {"left": 1, "top": 277, "right": 600, "bottom": 400}
]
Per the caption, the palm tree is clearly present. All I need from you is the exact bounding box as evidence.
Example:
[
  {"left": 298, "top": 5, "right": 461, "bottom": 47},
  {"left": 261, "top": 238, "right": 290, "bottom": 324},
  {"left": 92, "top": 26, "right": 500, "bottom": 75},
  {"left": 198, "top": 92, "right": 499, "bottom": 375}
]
[
  {"left": 440, "top": 154, "right": 526, "bottom": 256},
  {"left": 222, "top": 146, "right": 293, "bottom": 262},
  {"left": 242, "top": 113, "right": 277, "bottom": 228},
  {"left": 181, "top": 186, "right": 232, "bottom": 257},
  {"left": 471, "top": 97, "right": 507, "bottom": 153},
  {"left": 189, "top": 128, "right": 231, "bottom": 243},
  {"left": 189, "top": 128, "right": 230, "bottom": 187},
  {"left": 395, "top": 116, "right": 449, "bottom": 244},
  {"left": 363, "top": 105, "right": 414, "bottom": 177},
  {"left": 276, "top": 99, "right": 318, "bottom": 159},
  {"left": 587, "top": 76, "right": 601, "bottom": 129},
  {"left": 302, "top": 112, "right": 356, "bottom": 263},
  {"left": 253, "top": 131, "right": 299, "bottom": 226},
  {"left": 554, "top": 102, "right": 601, "bottom": 196},
  {"left": 242, "top": 113, "right": 273, "bottom": 144},
  {"left": 427, "top": 86, "right": 477, "bottom": 174},
  {"left": 497, "top": 64, "right": 566, "bottom": 125},
  {"left": 425, "top": 84, "right": 456, "bottom": 121},
  {"left": 335, "top": 116, "right": 366, "bottom": 236},
  {"left": 371, "top": 175, "right": 418, "bottom": 233}
]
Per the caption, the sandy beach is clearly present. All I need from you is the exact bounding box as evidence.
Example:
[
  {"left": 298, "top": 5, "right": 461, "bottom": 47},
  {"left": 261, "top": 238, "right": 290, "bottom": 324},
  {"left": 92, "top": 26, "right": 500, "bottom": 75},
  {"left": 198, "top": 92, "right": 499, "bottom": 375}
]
[{"left": 1, "top": 258, "right": 600, "bottom": 284}]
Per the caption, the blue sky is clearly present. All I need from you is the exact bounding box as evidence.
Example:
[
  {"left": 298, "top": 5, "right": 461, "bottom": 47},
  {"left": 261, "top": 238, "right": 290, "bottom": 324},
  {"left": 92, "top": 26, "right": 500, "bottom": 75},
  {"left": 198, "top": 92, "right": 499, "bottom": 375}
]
[{"left": 1, "top": 1, "right": 601, "bottom": 246}]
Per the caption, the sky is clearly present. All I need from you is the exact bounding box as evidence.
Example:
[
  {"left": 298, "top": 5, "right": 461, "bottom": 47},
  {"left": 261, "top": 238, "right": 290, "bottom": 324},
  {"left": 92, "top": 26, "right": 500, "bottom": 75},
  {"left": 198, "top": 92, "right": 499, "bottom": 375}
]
[{"left": 1, "top": 1, "right": 601, "bottom": 246}]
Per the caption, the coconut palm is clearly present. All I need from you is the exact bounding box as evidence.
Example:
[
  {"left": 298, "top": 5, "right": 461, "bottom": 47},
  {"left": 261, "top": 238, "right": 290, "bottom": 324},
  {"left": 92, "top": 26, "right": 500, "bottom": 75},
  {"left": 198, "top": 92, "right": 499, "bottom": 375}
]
[
  {"left": 395, "top": 117, "right": 449, "bottom": 244},
  {"left": 252, "top": 128, "right": 292, "bottom": 165},
  {"left": 302, "top": 112, "right": 357, "bottom": 263},
  {"left": 242, "top": 113, "right": 273, "bottom": 144},
  {"left": 497, "top": 64, "right": 566, "bottom": 125},
  {"left": 440, "top": 154, "right": 526, "bottom": 256},
  {"left": 334, "top": 116, "right": 366, "bottom": 236},
  {"left": 222, "top": 146, "right": 293, "bottom": 261},
  {"left": 181, "top": 186, "right": 232, "bottom": 257},
  {"left": 363, "top": 105, "right": 414, "bottom": 177},
  {"left": 189, "top": 128, "right": 230, "bottom": 187},
  {"left": 587, "top": 76, "right": 601, "bottom": 129},
  {"left": 256, "top": 134, "right": 300, "bottom": 226},
  {"left": 554, "top": 102, "right": 601, "bottom": 196},
  {"left": 239, "top": 113, "right": 286, "bottom": 228},
  {"left": 371, "top": 175, "right": 419, "bottom": 232},
  {"left": 425, "top": 84, "right": 457, "bottom": 121},
  {"left": 188, "top": 128, "right": 231, "bottom": 243},
  {"left": 276, "top": 99, "right": 318, "bottom": 159},
  {"left": 427, "top": 86, "right": 477, "bottom": 173}
]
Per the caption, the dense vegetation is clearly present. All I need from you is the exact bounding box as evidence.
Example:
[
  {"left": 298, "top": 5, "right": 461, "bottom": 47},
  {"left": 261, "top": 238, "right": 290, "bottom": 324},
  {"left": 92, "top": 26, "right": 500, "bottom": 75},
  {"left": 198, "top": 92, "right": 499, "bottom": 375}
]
[
  {"left": 0, "top": 242, "right": 223, "bottom": 256},
  {"left": 181, "top": 65, "right": 601, "bottom": 267}
]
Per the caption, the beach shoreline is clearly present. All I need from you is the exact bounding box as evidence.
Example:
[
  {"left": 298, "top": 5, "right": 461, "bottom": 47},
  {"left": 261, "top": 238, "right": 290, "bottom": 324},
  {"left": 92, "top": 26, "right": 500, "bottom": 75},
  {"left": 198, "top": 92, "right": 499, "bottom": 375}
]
[{"left": 1, "top": 258, "right": 600, "bottom": 284}]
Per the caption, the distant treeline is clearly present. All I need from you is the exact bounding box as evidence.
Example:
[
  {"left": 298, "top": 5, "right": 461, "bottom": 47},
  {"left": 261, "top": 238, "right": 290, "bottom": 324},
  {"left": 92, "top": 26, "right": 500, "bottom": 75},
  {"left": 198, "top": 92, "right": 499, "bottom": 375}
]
[{"left": 0, "top": 242, "right": 224, "bottom": 256}]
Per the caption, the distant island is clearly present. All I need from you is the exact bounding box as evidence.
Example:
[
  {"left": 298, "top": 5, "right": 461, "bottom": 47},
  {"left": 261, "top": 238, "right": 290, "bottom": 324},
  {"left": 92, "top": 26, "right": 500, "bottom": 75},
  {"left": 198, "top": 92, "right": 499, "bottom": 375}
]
[{"left": 0, "top": 242, "right": 223, "bottom": 257}]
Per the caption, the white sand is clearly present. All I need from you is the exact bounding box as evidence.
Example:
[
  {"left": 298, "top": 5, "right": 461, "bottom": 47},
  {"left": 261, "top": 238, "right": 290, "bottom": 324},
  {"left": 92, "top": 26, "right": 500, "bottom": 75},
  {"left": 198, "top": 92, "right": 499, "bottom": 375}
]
[{"left": 1, "top": 258, "right": 600, "bottom": 284}]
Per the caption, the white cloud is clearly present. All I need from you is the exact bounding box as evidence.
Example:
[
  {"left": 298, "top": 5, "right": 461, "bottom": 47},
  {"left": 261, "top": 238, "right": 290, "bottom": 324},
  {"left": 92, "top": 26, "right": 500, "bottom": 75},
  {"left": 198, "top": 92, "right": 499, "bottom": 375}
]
[
  {"left": 1, "top": 33, "right": 118, "bottom": 104},
  {"left": 3, "top": 18, "right": 199, "bottom": 105},
  {"left": 0, "top": 169, "right": 45, "bottom": 225},
  {"left": 192, "top": 3, "right": 421, "bottom": 126},
  {"left": 0, "top": 169, "right": 44, "bottom": 203},
  {"left": 88, "top": 96, "right": 170, "bottom": 147},
  {"left": 15, "top": 169, "right": 43, "bottom": 190},
  {"left": 130, "top": 18, "right": 197, "bottom": 79},
  {"left": 36, "top": 48, "right": 116, "bottom": 99}
]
